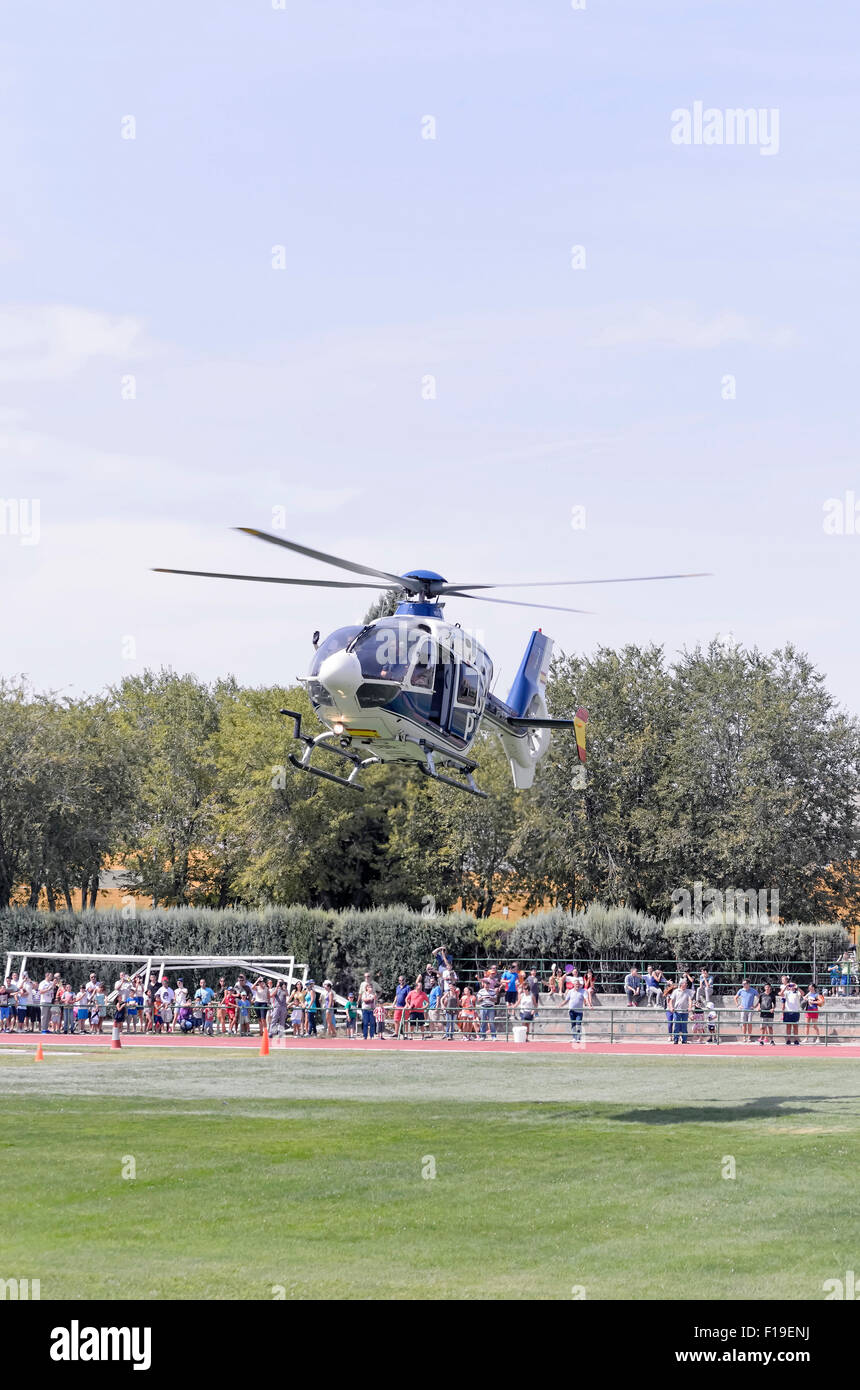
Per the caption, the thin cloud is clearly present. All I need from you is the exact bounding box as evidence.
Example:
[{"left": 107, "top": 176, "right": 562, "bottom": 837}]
[{"left": 0, "top": 305, "right": 147, "bottom": 382}]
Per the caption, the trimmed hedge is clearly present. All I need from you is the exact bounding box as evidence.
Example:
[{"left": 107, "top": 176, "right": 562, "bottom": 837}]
[
  {"left": 0, "top": 906, "right": 481, "bottom": 996},
  {"left": 0, "top": 905, "right": 849, "bottom": 994}
]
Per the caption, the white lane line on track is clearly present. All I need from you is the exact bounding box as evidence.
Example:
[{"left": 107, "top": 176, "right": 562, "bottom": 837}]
[{"left": 0, "top": 1042, "right": 849, "bottom": 1058}]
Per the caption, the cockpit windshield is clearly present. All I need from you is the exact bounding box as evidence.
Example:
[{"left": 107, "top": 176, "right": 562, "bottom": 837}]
[
  {"left": 350, "top": 621, "right": 414, "bottom": 682},
  {"left": 309, "top": 626, "right": 363, "bottom": 678}
]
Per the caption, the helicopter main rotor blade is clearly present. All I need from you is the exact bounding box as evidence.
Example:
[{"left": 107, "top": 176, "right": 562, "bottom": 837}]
[
  {"left": 440, "top": 572, "right": 711, "bottom": 592},
  {"left": 153, "top": 567, "right": 395, "bottom": 589},
  {"left": 235, "top": 527, "right": 406, "bottom": 586},
  {"left": 443, "top": 590, "right": 593, "bottom": 615}
]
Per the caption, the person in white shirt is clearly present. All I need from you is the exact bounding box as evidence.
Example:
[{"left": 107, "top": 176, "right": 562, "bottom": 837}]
[
  {"left": 25, "top": 978, "right": 39, "bottom": 1031},
  {"left": 38, "top": 974, "right": 55, "bottom": 1033},
  {"left": 156, "top": 979, "right": 175, "bottom": 1029},
  {"left": 252, "top": 978, "right": 271, "bottom": 1035},
  {"left": 565, "top": 981, "right": 586, "bottom": 1041},
  {"left": 781, "top": 981, "right": 803, "bottom": 1046},
  {"left": 669, "top": 981, "right": 692, "bottom": 1045}
]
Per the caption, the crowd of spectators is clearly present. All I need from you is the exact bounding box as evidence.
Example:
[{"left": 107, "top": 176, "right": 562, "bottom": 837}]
[
  {"left": 621, "top": 965, "right": 838, "bottom": 1045},
  {"left": 1, "top": 947, "right": 854, "bottom": 1044},
  {"left": 0, "top": 969, "right": 342, "bottom": 1038}
]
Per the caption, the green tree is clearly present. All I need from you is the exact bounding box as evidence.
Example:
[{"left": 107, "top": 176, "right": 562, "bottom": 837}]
[
  {"left": 113, "top": 670, "right": 221, "bottom": 905},
  {"left": 657, "top": 641, "right": 860, "bottom": 920}
]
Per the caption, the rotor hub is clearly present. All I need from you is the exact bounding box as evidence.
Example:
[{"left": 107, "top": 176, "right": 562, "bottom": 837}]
[{"left": 400, "top": 569, "right": 447, "bottom": 599}]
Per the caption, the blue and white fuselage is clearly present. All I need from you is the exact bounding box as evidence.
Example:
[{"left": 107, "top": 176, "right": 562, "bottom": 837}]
[{"left": 298, "top": 593, "right": 565, "bottom": 792}]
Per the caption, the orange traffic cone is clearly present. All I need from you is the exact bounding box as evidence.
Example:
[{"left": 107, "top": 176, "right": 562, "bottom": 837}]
[
  {"left": 110, "top": 1024, "right": 122, "bottom": 1050},
  {"left": 34, "top": 1040, "right": 44, "bottom": 1062},
  {"left": 259, "top": 1025, "right": 270, "bottom": 1057}
]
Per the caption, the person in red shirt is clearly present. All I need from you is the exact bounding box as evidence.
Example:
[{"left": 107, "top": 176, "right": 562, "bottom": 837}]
[{"left": 404, "top": 984, "right": 429, "bottom": 1038}]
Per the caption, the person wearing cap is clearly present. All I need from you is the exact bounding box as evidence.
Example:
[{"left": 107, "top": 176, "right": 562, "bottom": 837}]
[
  {"left": 781, "top": 980, "right": 803, "bottom": 1045},
  {"left": 321, "top": 980, "right": 337, "bottom": 1037},
  {"left": 304, "top": 980, "right": 318, "bottom": 1036}
]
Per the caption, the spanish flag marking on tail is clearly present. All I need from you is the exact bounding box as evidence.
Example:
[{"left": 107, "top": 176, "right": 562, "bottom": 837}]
[{"left": 574, "top": 706, "right": 588, "bottom": 764}]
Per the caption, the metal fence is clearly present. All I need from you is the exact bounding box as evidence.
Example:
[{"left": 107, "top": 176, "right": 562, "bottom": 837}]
[
  {"left": 375, "top": 1002, "right": 860, "bottom": 1047},
  {"left": 451, "top": 957, "right": 859, "bottom": 993}
]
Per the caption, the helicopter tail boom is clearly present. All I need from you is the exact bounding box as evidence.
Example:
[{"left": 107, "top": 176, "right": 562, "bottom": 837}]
[{"left": 484, "top": 630, "right": 586, "bottom": 789}]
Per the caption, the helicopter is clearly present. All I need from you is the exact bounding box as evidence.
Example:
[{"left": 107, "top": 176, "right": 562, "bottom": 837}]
[{"left": 155, "top": 528, "right": 708, "bottom": 798}]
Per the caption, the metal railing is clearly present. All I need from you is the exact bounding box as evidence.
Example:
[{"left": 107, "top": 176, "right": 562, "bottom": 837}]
[
  {"left": 451, "top": 957, "right": 859, "bottom": 993},
  {"left": 502, "top": 1002, "right": 860, "bottom": 1047}
]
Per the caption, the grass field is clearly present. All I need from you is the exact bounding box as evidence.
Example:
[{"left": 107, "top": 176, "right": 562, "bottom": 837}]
[{"left": 1, "top": 1047, "right": 857, "bottom": 1300}]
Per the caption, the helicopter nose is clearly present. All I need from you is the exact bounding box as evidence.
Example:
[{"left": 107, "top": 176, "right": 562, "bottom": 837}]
[{"left": 317, "top": 649, "right": 363, "bottom": 703}]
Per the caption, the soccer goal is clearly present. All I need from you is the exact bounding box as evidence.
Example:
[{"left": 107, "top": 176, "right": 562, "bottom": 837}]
[{"left": 3, "top": 950, "right": 310, "bottom": 997}]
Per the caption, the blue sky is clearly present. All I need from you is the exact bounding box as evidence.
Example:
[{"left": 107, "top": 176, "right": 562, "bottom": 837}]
[{"left": 2, "top": 1, "right": 859, "bottom": 710}]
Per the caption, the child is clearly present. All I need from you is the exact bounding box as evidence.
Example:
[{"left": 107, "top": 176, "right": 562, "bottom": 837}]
[
  {"left": 373, "top": 998, "right": 386, "bottom": 1040},
  {"left": 152, "top": 996, "right": 163, "bottom": 1034},
  {"left": 290, "top": 989, "right": 304, "bottom": 1038},
  {"left": 345, "top": 992, "right": 357, "bottom": 1039},
  {"left": 238, "top": 991, "right": 251, "bottom": 1036},
  {"left": 804, "top": 984, "right": 823, "bottom": 1044},
  {"left": 143, "top": 988, "right": 154, "bottom": 1034},
  {"left": 691, "top": 996, "right": 706, "bottom": 1038},
  {"left": 223, "top": 987, "right": 237, "bottom": 1035},
  {"left": 74, "top": 988, "right": 89, "bottom": 1035},
  {"left": 203, "top": 1004, "right": 215, "bottom": 1037},
  {"left": 707, "top": 1009, "right": 718, "bottom": 1043},
  {"left": 459, "top": 987, "right": 478, "bottom": 1039}
]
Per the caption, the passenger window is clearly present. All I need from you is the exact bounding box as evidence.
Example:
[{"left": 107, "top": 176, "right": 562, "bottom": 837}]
[
  {"left": 410, "top": 635, "right": 436, "bottom": 690},
  {"left": 456, "top": 665, "right": 479, "bottom": 707}
]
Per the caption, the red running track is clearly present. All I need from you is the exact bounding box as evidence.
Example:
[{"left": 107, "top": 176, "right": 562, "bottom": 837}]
[{"left": 2, "top": 1033, "right": 859, "bottom": 1058}]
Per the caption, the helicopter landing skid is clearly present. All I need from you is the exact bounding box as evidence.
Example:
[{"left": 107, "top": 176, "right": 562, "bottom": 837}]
[
  {"left": 416, "top": 748, "right": 488, "bottom": 798},
  {"left": 280, "top": 709, "right": 376, "bottom": 792}
]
